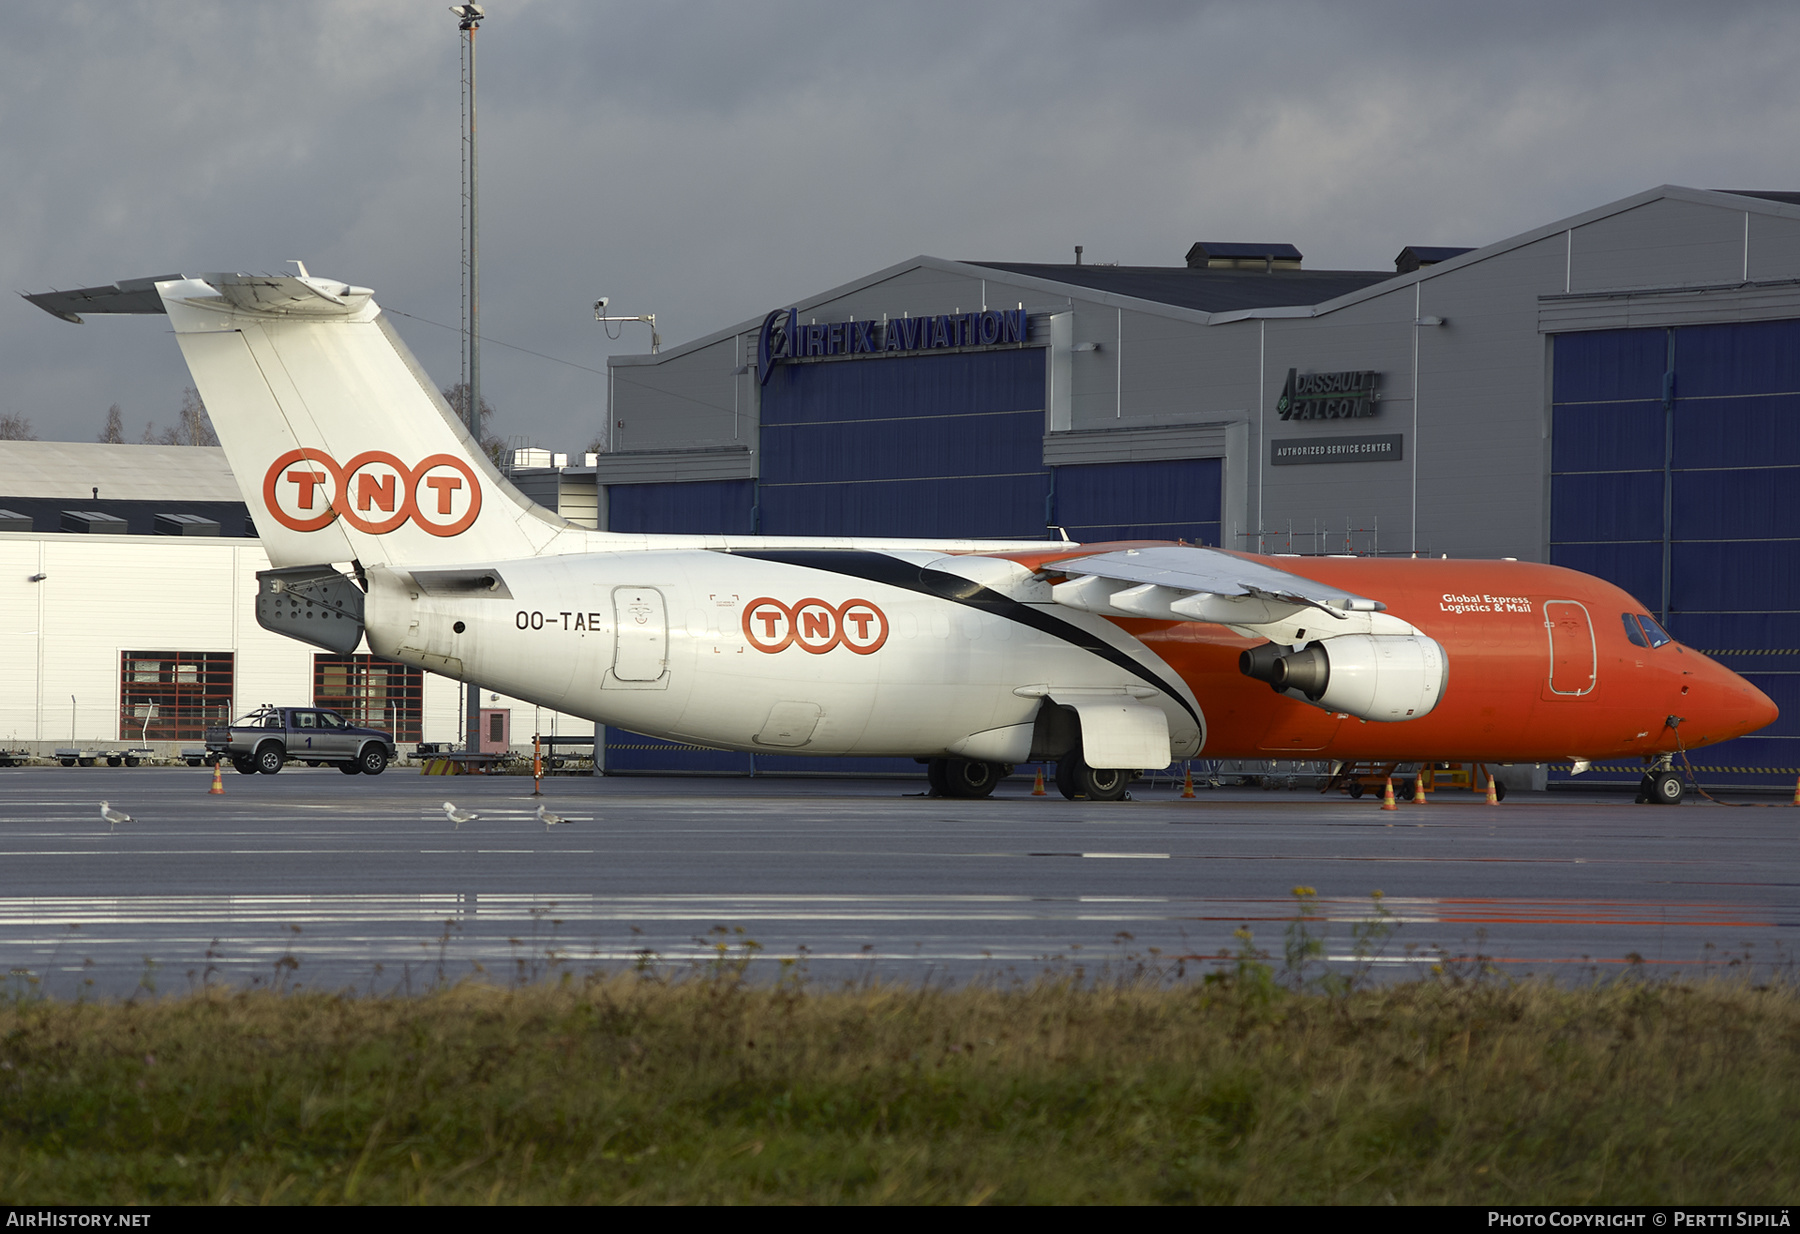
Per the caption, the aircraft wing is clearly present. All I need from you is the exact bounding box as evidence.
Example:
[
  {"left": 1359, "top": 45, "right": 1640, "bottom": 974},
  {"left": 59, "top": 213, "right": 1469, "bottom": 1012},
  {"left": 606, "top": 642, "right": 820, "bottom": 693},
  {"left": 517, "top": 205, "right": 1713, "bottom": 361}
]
[{"left": 1043, "top": 544, "right": 1385, "bottom": 630}]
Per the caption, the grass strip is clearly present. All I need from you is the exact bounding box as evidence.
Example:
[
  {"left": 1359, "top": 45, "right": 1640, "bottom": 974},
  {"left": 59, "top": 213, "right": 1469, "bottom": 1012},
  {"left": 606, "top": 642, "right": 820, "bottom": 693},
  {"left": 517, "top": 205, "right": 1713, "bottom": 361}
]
[{"left": 1, "top": 964, "right": 1796, "bottom": 1204}]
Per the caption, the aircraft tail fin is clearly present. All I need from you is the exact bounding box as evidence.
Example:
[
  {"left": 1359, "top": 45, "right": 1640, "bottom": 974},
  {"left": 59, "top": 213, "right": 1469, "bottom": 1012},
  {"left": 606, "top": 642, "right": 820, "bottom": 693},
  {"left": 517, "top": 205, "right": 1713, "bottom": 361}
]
[{"left": 28, "top": 273, "right": 570, "bottom": 568}]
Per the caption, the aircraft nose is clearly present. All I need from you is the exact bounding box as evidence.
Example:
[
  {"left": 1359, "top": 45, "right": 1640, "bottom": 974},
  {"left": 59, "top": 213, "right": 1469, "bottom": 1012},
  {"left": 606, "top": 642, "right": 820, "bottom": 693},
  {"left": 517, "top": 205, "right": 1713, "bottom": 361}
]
[
  {"left": 1742, "top": 678, "right": 1780, "bottom": 735},
  {"left": 1688, "top": 659, "right": 1778, "bottom": 741}
]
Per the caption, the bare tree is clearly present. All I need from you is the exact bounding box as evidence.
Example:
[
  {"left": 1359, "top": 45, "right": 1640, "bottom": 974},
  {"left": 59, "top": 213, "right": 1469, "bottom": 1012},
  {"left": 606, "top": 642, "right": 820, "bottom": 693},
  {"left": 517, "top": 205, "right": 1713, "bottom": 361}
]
[
  {"left": 97, "top": 404, "right": 125, "bottom": 444},
  {"left": 0, "top": 413, "right": 36, "bottom": 440},
  {"left": 140, "top": 387, "right": 219, "bottom": 446},
  {"left": 441, "top": 382, "right": 505, "bottom": 463},
  {"left": 177, "top": 386, "right": 219, "bottom": 446}
]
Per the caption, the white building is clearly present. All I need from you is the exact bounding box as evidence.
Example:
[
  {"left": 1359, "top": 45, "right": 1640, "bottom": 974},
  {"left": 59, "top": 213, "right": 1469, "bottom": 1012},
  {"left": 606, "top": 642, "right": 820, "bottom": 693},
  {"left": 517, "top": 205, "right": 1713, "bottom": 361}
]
[{"left": 0, "top": 441, "right": 593, "bottom": 758}]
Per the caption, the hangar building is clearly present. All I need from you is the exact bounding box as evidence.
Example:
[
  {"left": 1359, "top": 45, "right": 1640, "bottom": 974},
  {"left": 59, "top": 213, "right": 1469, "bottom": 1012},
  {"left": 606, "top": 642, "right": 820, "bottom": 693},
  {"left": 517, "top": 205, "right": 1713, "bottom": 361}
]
[{"left": 591, "top": 185, "right": 1800, "bottom": 788}]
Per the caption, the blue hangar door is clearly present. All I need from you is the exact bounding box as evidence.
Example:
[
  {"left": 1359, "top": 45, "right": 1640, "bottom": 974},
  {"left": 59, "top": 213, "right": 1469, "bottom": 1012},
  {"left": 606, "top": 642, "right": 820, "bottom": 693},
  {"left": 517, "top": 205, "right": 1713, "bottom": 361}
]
[
  {"left": 758, "top": 348, "right": 1049, "bottom": 538},
  {"left": 1550, "top": 321, "right": 1800, "bottom": 789},
  {"left": 1051, "top": 458, "right": 1224, "bottom": 547}
]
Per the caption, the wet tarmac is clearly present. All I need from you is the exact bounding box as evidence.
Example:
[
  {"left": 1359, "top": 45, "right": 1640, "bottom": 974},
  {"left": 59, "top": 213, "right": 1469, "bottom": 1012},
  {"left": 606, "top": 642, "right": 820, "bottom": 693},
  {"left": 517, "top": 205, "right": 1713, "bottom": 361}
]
[{"left": 0, "top": 765, "right": 1793, "bottom": 997}]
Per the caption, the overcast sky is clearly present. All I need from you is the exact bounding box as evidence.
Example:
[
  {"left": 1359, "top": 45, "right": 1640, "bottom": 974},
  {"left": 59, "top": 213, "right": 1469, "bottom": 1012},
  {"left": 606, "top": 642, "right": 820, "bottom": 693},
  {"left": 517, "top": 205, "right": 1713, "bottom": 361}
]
[{"left": 5, "top": 1, "right": 1797, "bottom": 451}]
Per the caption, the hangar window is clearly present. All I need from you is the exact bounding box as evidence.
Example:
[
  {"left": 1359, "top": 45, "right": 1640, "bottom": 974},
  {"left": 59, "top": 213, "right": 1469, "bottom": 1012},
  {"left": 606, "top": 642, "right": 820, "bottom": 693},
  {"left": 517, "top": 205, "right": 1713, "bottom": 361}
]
[
  {"left": 313, "top": 654, "right": 424, "bottom": 742},
  {"left": 119, "top": 651, "right": 235, "bottom": 742}
]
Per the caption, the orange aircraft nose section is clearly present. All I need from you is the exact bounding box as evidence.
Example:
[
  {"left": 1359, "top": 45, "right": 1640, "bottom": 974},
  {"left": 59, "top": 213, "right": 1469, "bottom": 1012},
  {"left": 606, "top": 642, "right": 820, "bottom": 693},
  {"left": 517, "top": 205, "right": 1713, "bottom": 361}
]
[{"left": 1679, "top": 654, "right": 1779, "bottom": 746}]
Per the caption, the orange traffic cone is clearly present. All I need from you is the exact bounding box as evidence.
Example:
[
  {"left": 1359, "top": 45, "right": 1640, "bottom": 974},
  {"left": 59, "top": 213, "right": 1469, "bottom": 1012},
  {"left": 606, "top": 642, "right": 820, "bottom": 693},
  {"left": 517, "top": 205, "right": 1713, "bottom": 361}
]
[
  {"left": 1791, "top": 775, "right": 1799, "bottom": 806},
  {"left": 208, "top": 761, "right": 224, "bottom": 795},
  {"left": 1486, "top": 774, "right": 1500, "bottom": 805},
  {"left": 1181, "top": 765, "right": 1196, "bottom": 798},
  {"left": 1412, "top": 776, "right": 1427, "bottom": 805},
  {"left": 1031, "top": 765, "right": 1046, "bottom": 796},
  {"left": 1381, "top": 777, "right": 1397, "bottom": 810}
]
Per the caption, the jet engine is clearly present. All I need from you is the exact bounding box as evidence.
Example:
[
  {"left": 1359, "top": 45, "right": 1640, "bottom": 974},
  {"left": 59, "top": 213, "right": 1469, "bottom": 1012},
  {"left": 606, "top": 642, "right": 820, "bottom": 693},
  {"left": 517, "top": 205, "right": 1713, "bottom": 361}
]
[{"left": 1240, "top": 634, "right": 1447, "bottom": 721}]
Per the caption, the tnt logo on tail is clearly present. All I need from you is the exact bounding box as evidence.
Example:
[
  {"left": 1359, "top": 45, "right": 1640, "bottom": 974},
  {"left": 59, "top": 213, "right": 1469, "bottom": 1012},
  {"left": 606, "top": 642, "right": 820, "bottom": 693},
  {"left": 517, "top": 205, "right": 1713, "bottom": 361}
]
[{"left": 263, "top": 450, "right": 483, "bottom": 536}]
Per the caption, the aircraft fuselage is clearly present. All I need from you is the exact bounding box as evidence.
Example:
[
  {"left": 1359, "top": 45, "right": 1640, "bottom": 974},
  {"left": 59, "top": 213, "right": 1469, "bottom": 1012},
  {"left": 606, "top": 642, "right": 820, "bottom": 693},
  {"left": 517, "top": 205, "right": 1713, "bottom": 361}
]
[{"left": 366, "top": 544, "right": 1772, "bottom": 766}]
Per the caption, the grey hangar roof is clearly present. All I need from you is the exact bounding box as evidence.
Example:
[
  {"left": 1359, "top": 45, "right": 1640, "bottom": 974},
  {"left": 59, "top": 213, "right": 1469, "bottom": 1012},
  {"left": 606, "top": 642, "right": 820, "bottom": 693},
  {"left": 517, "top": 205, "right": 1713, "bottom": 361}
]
[{"left": 963, "top": 262, "right": 1397, "bottom": 314}]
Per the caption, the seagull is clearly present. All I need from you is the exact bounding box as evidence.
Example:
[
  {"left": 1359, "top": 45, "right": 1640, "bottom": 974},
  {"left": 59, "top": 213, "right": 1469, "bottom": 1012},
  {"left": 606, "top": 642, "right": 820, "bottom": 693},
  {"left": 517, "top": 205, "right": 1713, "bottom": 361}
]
[
  {"left": 99, "top": 800, "right": 133, "bottom": 832},
  {"left": 537, "top": 802, "right": 571, "bottom": 832},
  {"left": 442, "top": 801, "right": 479, "bottom": 830}
]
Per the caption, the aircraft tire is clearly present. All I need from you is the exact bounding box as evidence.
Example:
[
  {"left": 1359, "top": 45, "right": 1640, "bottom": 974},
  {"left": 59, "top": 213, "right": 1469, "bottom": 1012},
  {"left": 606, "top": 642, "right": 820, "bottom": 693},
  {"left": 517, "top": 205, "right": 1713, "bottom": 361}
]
[
  {"left": 926, "top": 758, "right": 949, "bottom": 797},
  {"left": 1650, "top": 770, "right": 1684, "bottom": 805},
  {"left": 942, "top": 758, "right": 1000, "bottom": 799},
  {"left": 1054, "top": 757, "right": 1081, "bottom": 800},
  {"left": 255, "top": 745, "right": 285, "bottom": 775},
  {"left": 1075, "top": 763, "right": 1132, "bottom": 802},
  {"left": 231, "top": 755, "right": 257, "bottom": 775}
]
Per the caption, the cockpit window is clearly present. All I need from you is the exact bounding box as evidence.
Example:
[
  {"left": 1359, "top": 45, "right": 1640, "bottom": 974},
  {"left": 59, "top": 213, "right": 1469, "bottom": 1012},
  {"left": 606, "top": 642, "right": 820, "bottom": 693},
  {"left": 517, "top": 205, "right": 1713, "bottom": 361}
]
[
  {"left": 1637, "top": 613, "right": 1673, "bottom": 648},
  {"left": 1623, "top": 613, "right": 1648, "bottom": 648}
]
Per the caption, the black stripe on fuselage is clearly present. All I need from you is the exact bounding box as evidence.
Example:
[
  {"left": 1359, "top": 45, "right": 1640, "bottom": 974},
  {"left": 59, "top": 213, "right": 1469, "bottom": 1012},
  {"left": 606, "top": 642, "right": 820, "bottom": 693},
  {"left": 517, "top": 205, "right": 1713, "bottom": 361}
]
[{"left": 725, "top": 548, "right": 1201, "bottom": 731}]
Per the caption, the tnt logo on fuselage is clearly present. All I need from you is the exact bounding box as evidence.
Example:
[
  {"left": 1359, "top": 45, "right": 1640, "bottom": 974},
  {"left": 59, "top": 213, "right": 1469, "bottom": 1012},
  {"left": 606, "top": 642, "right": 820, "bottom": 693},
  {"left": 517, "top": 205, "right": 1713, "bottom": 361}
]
[
  {"left": 743, "top": 598, "right": 889, "bottom": 655},
  {"left": 262, "top": 450, "right": 483, "bottom": 537}
]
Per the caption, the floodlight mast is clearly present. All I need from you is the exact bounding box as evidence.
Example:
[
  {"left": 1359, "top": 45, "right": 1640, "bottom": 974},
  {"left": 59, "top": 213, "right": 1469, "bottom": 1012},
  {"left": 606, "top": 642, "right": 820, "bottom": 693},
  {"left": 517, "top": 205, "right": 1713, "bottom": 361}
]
[
  {"left": 453, "top": 2, "right": 485, "bottom": 756},
  {"left": 454, "top": 3, "right": 484, "bottom": 444}
]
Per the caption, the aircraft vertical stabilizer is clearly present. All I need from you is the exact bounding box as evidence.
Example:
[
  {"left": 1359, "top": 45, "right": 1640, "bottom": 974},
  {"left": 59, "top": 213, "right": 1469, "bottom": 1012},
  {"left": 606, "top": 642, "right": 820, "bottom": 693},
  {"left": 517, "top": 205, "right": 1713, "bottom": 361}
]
[{"left": 28, "top": 273, "right": 575, "bottom": 569}]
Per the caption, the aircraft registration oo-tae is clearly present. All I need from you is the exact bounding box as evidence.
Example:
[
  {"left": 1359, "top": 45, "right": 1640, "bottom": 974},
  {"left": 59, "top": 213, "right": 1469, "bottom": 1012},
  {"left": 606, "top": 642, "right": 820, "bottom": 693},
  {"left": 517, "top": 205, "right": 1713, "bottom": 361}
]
[{"left": 28, "top": 271, "right": 1778, "bottom": 803}]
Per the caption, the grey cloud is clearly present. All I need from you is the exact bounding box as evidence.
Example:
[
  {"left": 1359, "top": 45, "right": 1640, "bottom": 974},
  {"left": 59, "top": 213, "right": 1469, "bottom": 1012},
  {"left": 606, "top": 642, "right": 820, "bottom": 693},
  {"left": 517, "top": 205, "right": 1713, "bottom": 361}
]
[{"left": 4, "top": 1, "right": 1799, "bottom": 451}]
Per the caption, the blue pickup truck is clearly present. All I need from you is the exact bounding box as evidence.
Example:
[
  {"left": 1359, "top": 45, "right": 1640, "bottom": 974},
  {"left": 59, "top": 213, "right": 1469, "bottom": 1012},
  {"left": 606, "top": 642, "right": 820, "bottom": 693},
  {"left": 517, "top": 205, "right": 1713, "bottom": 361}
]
[{"left": 205, "top": 706, "right": 397, "bottom": 776}]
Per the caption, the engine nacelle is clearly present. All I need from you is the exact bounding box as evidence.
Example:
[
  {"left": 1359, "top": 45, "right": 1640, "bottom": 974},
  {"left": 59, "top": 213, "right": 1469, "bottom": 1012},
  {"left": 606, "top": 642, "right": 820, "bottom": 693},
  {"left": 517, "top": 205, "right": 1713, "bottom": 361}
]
[{"left": 1239, "top": 634, "right": 1447, "bottom": 721}]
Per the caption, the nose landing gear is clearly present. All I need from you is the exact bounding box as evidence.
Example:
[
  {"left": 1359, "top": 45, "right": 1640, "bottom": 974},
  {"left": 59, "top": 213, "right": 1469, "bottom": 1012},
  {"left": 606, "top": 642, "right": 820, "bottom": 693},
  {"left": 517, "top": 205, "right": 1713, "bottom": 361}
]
[{"left": 1636, "top": 758, "right": 1685, "bottom": 805}]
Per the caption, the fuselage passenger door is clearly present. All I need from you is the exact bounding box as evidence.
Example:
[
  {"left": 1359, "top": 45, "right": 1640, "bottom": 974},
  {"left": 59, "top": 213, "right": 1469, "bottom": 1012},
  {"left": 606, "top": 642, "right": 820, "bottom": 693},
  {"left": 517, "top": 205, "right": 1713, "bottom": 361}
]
[
  {"left": 1543, "top": 600, "right": 1597, "bottom": 697},
  {"left": 613, "top": 587, "right": 669, "bottom": 682}
]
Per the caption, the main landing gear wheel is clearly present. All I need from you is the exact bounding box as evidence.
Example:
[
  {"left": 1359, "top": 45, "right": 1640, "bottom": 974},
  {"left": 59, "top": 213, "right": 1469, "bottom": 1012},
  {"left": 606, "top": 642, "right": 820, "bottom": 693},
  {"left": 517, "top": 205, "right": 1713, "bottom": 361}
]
[
  {"left": 927, "top": 758, "right": 949, "bottom": 797},
  {"left": 940, "top": 758, "right": 1003, "bottom": 799},
  {"left": 1649, "top": 769, "right": 1684, "bottom": 805},
  {"left": 1056, "top": 757, "right": 1133, "bottom": 802}
]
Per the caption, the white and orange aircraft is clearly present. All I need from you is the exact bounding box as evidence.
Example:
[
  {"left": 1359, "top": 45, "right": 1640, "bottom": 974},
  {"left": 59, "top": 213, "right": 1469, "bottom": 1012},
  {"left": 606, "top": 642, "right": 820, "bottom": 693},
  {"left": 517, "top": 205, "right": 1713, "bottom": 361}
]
[{"left": 29, "top": 271, "right": 1778, "bottom": 803}]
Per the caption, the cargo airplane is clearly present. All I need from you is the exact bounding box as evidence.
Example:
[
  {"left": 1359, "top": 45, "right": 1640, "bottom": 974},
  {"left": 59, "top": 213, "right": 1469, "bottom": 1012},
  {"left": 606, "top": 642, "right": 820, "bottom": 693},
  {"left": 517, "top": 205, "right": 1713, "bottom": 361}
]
[{"left": 28, "top": 271, "right": 1778, "bottom": 803}]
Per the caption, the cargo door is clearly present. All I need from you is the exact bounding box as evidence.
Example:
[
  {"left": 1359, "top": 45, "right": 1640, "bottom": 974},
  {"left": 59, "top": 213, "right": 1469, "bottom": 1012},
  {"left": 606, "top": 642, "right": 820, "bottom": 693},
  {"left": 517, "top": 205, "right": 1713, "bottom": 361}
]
[
  {"left": 613, "top": 587, "right": 668, "bottom": 682},
  {"left": 1543, "top": 601, "right": 1597, "bottom": 697}
]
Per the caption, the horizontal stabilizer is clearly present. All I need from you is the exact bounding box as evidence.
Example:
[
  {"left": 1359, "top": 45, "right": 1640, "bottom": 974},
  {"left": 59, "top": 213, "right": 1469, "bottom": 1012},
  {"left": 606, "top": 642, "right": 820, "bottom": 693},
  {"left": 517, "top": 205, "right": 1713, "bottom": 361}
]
[
  {"left": 23, "top": 276, "right": 185, "bottom": 323},
  {"left": 24, "top": 272, "right": 373, "bottom": 323}
]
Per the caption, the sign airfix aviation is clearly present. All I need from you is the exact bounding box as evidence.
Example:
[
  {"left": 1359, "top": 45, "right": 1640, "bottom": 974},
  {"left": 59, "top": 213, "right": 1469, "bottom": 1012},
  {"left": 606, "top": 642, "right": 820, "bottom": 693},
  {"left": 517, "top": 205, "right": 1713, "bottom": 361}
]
[
  {"left": 757, "top": 305, "right": 1030, "bottom": 383},
  {"left": 27, "top": 271, "right": 1777, "bottom": 804}
]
